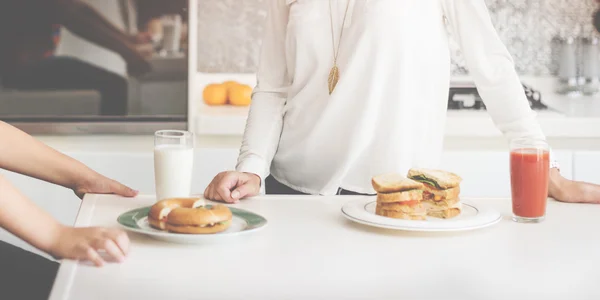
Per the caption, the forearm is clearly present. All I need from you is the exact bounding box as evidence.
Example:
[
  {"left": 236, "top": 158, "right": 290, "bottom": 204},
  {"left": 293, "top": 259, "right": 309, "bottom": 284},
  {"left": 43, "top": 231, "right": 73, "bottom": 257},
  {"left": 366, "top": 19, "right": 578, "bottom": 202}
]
[
  {"left": 58, "top": 1, "right": 139, "bottom": 61},
  {"left": 0, "top": 175, "right": 63, "bottom": 254},
  {"left": 443, "top": 0, "right": 546, "bottom": 142},
  {"left": 75, "top": 1, "right": 134, "bottom": 43},
  {"left": 0, "top": 121, "right": 96, "bottom": 190},
  {"left": 549, "top": 169, "right": 600, "bottom": 204},
  {"left": 236, "top": 0, "right": 290, "bottom": 180},
  {"left": 236, "top": 94, "right": 286, "bottom": 179}
]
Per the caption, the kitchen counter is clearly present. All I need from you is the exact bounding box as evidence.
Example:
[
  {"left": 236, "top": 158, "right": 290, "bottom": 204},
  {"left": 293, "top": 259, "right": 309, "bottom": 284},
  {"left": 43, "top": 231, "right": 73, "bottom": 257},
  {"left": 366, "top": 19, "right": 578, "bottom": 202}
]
[
  {"left": 522, "top": 76, "right": 600, "bottom": 118},
  {"left": 49, "top": 194, "right": 600, "bottom": 300},
  {"left": 191, "top": 73, "right": 600, "bottom": 139},
  {"left": 28, "top": 133, "right": 600, "bottom": 153},
  {"left": 194, "top": 103, "right": 600, "bottom": 138}
]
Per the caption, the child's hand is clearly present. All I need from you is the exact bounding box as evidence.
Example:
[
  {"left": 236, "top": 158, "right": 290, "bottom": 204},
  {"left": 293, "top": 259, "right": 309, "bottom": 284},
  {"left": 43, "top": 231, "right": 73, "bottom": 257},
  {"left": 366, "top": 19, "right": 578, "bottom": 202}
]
[
  {"left": 50, "top": 226, "right": 130, "bottom": 267},
  {"left": 73, "top": 172, "right": 138, "bottom": 200}
]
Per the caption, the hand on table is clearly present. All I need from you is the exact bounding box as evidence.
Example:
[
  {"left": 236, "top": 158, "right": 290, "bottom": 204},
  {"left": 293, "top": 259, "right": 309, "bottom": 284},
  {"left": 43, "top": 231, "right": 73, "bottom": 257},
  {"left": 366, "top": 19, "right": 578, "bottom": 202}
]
[
  {"left": 549, "top": 168, "right": 600, "bottom": 204},
  {"left": 204, "top": 171, "right": 261, "bottom": 203},
  {"left": 49, "top": 226, "right": 130, "bottom": 267},
  {"left": 73, "top": 173, "right": 138, "bottom": 200}
]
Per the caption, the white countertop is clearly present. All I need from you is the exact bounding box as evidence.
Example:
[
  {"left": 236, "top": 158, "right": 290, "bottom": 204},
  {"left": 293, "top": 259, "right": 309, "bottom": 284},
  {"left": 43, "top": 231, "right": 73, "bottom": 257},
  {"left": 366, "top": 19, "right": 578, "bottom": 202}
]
[
  {"left": 50, "top": 194, "right": 600, "bottom": 300},
  {"left": 522, "top": 76, "right": 600, "bottom": 118},
  {"left": 31, "top": 135, "right": 245, "bottom": 153},
  {"left": 191, "top": 73, "right": 600, "bottom": 138}
]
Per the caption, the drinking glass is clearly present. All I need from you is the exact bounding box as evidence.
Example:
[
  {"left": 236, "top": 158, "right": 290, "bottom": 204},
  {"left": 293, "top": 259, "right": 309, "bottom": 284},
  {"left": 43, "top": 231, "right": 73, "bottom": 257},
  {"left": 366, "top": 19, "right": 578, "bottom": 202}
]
[
  {"left": 510, "top": 138, "right": 550, "bottom": 223},
  {"left": 154, "top": 130, "right": 194, "bottom": 202}
]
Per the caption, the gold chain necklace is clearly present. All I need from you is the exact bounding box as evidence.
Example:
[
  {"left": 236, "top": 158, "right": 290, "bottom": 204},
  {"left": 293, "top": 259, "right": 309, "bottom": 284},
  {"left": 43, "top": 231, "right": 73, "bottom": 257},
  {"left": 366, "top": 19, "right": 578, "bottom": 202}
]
[{"left": 328, "top": 0, "right": 351, "bottom": 95}]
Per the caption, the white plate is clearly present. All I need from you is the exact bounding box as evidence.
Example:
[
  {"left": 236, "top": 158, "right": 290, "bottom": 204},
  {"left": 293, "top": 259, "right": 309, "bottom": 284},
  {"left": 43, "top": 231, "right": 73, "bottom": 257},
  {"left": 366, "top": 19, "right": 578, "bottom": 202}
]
[
  {"left": 117, "top": 206, "right": 267, "bottom": 244},
  {"left": 341, "top": 197, "right": 502, "bottom": 232}
]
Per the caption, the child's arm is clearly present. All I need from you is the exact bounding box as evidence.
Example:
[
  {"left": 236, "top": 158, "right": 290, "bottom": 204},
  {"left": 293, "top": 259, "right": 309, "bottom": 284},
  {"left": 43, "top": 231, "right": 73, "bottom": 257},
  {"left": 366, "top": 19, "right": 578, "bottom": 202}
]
[
  {"left": 0, "top": 174, "right": 128, "bottom": 266},
  {"left": 0, "top": 121, "right": 137, "bottom": 198}
]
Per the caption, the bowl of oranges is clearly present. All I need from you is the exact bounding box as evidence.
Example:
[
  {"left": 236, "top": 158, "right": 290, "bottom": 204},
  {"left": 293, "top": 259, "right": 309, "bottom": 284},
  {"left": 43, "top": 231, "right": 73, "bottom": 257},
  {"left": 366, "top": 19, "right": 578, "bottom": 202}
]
[{"left": 202, "top": 81, "right": 252, "bottom": 107}]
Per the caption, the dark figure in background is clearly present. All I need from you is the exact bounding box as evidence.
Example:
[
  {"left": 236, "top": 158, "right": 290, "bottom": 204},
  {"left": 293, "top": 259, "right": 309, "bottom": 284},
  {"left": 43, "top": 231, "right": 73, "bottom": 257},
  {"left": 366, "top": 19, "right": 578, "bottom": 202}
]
[
  {"left": 135, "top": 0, "right": 189, "bottom": 52},
  {"left": 0, "top": 0, "right": 152, "bottom": 115},
  {"left": 136, "top": 0, "right": 188, "bottom": 27},
  {"left": 595, "top": 1, "right": 600, "bottom": 33}
]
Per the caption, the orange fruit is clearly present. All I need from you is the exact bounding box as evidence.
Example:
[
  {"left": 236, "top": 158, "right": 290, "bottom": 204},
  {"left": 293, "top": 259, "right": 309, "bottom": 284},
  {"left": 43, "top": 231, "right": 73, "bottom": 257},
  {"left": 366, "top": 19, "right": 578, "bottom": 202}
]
[
  {"left": 223, "top": 80, "right": 239, "bottom": 90},
  {"left": 228, "top": 84, "right": 252, "bottom": 106},
  {"left": 203, "top": 83, "right": 227, "bottom": 106}
]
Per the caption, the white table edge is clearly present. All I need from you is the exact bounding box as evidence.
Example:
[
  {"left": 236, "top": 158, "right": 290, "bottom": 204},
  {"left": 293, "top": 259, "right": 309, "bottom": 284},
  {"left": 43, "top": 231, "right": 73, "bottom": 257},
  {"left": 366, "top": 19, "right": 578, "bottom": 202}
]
[
  {"left": 47, "top": 194, "right": 512, "bottom": 299},
  {"left": 49, "top": 194, "right": 98, "bottom": 300}
]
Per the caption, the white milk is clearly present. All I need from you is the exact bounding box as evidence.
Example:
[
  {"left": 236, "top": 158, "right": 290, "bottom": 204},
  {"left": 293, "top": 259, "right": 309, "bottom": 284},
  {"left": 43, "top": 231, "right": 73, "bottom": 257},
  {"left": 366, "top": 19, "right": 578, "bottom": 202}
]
[{"left": 154, "top": 144, "right": 194, "bottom": 201}]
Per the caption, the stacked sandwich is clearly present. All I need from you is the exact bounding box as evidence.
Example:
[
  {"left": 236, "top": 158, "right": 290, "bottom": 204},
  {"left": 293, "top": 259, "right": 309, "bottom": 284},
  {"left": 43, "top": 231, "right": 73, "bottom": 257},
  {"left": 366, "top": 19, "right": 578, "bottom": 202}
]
[
  {"left": 408, "top": 168, "right": 463, "bottom": 219},
  {"left": 371, "top": 173, "right": 427, "bottom": 220}
]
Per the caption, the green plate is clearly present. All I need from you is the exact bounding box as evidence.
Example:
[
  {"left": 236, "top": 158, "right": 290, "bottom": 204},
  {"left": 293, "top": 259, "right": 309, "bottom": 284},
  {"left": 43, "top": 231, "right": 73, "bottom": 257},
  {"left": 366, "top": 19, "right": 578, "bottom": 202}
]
[{"left": 117, "top": 205, "right": 267, "bottom": 244}]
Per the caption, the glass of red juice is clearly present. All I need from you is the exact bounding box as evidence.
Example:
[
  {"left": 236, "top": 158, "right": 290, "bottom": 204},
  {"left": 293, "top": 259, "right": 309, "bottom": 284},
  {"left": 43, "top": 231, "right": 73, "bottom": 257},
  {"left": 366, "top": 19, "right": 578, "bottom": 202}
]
[{"left": 510, "top": 138, "right": 550, "bottom": 223}]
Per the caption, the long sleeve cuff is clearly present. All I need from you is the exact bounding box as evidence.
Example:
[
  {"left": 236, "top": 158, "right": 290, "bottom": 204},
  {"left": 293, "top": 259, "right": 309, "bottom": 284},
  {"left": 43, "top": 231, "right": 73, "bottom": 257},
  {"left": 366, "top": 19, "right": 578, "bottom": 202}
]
[
  {"left": 549, "top": 148, "right": 560, "bottom": 170},
  {"left": 236, "top": 155, "right": 268, "bottom": 182}
]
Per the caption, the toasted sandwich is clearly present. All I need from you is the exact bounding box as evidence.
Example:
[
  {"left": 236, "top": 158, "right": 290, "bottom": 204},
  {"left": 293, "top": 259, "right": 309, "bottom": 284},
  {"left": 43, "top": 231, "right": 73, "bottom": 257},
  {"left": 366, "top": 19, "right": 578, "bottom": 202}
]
[
  {"left": 372, "top": 173, "right": 426, "bottom": 220},
  {"left": 408, "top": 168, "right": 463, "bottom": 219},
  {"left": 372, "top": 173, "right": 423, "bottom": 193},
  {"left": 407, "top": 168, "right": 462, "bottom": 190},
  {"left": 422, "top": 197, "right": 462, "bottom": 219},
  {"left": 375, "top": 202, "right": 427, "bottom": 220}
]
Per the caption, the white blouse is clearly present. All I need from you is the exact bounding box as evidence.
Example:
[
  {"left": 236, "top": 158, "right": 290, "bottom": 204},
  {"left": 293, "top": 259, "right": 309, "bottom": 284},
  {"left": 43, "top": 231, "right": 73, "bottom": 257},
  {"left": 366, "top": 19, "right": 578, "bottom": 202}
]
[{"left": 236, "top": 0, "right": 547, "bottom": 195}]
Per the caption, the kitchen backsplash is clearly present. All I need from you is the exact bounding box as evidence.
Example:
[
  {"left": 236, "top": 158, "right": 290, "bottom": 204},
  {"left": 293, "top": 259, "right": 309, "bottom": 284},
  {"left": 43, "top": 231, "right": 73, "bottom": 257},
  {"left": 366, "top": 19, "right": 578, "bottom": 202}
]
[{"left": 197, "top": 0, "right": 598, "bottom": 75}]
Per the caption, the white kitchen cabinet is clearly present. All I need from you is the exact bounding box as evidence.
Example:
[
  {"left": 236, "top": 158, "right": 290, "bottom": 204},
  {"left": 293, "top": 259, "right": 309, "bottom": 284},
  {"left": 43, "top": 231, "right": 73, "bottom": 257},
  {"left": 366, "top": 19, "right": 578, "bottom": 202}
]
[
  {"left": 441, "top": 150, "right": 572, "bottom": 198},
  {"left": 573, "top": 152, "right": 600, "bottom": 183}
]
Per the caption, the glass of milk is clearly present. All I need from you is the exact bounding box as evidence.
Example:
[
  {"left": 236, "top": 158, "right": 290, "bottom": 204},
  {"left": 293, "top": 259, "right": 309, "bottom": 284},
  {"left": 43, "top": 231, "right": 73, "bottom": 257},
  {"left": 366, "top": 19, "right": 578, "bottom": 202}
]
[{"left": 154, "top": 130, "right": 194, "bottom": 202}]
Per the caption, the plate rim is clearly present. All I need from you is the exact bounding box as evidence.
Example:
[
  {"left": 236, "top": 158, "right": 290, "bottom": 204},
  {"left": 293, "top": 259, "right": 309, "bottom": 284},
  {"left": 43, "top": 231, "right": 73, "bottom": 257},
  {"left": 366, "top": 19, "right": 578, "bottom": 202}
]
[
  {"left": 116, "top": 205, "right": 268, "bottom": 238},
  {"left": 341, "top": 197, "right": 502, "bottom": 232}
]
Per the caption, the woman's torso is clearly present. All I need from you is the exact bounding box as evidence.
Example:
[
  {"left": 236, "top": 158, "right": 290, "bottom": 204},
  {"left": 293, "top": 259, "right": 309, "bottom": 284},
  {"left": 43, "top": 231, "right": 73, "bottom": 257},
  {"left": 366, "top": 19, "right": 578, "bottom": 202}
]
[{"left": 271, "top": 0, "right": 453, "bottom": 195}]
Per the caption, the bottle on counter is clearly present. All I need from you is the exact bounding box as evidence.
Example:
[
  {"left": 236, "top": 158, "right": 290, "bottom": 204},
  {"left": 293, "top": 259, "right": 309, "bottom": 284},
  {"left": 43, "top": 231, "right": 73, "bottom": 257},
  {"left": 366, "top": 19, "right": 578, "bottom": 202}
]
[
  {"left": 581, "top": 36, "right": 600, "bottom": 96},
  {"left": 555, "top": 36, "right": 581, "bottom": 97},
  {"left": 594, "top": 8, "right": 600, "bottom": 34}
]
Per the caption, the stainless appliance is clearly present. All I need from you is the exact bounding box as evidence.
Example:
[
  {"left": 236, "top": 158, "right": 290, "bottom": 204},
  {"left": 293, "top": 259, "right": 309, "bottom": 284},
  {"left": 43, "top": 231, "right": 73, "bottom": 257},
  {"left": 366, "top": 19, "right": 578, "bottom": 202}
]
[{"left": 448, "top": 81, "right": 548, "bottom": 110}]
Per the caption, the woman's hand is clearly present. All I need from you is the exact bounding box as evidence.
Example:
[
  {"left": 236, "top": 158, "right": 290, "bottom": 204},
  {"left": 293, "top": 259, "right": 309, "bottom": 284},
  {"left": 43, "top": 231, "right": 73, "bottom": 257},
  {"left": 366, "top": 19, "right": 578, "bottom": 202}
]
[
  {"left": 204, "top": 171, "right": 261, "bottom": 203},
  {"left": 49, "top": 226, "right": 130, "bottom": 267},
  {"left": 73, "top": 172, "right": 138, "bottom": 200},
  {"left": 549, "top": 168, "right": 600, "bottom": 204},
  {"left": 130, "top": 31, "right": 153, "bottom": 44}
]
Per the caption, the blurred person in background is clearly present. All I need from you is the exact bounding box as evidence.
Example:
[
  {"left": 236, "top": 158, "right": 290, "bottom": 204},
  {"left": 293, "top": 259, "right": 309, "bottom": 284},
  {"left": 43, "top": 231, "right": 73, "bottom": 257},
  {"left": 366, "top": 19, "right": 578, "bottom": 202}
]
[
  {"left": 135, "top": 0, "right": 188, "bottom": 52},
  {"left": 594, "top": 0, "right": 600, "bottom": 33},
  {"left": 0, "top": 0, "right": 152, "bottom": 115}
]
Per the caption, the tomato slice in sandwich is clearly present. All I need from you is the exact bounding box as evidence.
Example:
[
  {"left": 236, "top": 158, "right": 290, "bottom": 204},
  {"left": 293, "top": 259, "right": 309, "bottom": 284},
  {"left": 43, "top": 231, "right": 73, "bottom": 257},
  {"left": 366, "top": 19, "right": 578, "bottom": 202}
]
[{"left": 400, "top": 200, "right": 420, "bottom": 207}]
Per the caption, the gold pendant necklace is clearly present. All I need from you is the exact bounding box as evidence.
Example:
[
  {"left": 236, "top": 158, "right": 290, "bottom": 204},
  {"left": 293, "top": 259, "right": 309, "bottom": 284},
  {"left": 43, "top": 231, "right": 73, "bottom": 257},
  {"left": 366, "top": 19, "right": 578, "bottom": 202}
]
[{"left": 328, "top": 0, "right": 351, "bottom": 95}]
